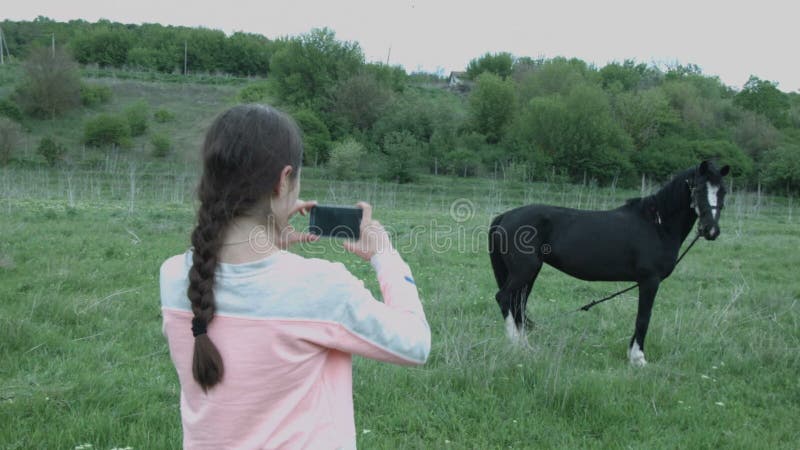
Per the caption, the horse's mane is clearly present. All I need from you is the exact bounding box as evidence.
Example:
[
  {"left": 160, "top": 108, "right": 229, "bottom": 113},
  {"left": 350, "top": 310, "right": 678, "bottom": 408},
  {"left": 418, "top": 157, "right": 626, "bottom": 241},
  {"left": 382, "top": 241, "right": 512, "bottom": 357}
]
[{"left": 624, "top": 167, "right": 696, "bottom": 218}]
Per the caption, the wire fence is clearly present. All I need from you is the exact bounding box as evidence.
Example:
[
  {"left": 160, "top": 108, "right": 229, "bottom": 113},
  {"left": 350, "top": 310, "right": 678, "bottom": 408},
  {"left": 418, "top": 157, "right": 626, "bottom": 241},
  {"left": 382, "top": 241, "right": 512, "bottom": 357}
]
[{"left": 1, "top": 165, "right": 794, "bottom": 223}]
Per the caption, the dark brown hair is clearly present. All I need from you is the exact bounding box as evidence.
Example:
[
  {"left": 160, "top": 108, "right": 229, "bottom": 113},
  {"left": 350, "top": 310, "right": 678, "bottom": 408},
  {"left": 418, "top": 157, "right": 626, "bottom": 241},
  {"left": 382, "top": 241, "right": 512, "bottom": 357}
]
[{"left": 188, "top": 104, "right": 303, "bottom": 391}]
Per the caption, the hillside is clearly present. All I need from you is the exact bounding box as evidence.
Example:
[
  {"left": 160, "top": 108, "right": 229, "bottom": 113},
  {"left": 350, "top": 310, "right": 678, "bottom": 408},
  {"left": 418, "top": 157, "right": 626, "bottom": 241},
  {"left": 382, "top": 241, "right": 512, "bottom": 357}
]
[
  {"left": 0, "top": 64, "right": 243, "bottom": 167},
  {"left": 1, "top": 18, "right": 799, "bottom": 191}
]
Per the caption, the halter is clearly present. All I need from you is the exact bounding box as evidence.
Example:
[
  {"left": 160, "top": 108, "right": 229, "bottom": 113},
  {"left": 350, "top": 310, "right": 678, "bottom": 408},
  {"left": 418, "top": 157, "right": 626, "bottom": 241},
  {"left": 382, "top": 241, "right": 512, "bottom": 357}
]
[{"left": 687, "top": 176, "right": 723, "bottom": 218}]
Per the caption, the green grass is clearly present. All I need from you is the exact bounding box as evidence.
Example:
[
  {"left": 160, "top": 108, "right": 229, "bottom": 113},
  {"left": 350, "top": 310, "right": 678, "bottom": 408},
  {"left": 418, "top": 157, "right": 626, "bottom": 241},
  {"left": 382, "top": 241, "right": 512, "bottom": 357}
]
[{"left": 1, "top": 166, "right": 798, "bottom": 449}]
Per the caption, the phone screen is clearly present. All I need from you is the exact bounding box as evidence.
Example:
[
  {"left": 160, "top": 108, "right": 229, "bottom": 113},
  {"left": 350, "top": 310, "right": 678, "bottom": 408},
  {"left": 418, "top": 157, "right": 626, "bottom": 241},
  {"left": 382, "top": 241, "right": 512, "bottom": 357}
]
[{"left": 309, "top": 205, "right": 362, "bottom": 239}]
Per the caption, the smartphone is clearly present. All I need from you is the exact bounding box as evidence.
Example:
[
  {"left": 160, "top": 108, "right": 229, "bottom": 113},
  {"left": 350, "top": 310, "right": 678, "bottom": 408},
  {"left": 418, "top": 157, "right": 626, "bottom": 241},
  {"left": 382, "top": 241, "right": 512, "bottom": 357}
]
[{"left": 309, "top": 205, "right": 362, "bottom": 239}]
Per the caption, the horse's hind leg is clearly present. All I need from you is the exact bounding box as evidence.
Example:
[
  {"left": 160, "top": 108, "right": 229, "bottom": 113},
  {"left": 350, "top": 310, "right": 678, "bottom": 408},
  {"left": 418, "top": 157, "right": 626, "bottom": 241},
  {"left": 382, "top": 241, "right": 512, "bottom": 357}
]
[{"left": 495, "top": 259, "right": 543, "bottom": 344}]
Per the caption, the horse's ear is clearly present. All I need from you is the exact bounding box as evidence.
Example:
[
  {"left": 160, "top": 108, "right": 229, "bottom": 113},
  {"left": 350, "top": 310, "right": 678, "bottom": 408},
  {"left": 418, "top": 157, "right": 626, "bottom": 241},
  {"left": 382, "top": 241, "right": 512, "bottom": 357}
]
[
  {"left": 720, "top": 165, "right": 730, "bottom": 176},
  {"left": 699, "top": 160, "right": 710, "bottom": 175}
]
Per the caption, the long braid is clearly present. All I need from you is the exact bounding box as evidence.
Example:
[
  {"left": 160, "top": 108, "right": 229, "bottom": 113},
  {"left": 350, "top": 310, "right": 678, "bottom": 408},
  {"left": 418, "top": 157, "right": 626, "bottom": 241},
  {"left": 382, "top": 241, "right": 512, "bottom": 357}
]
[
  {"left": 187, "top": 189, "right": 228, "bottom": 391},
  {"left": 183, "top": 104, "right": 304, "bottom": 392}
]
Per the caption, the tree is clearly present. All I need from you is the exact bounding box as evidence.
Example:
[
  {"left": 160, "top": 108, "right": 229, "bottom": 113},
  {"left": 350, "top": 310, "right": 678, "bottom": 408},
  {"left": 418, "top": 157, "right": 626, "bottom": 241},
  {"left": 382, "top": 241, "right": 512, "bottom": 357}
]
[
  {"left": 517, "top": 57, "right": 594, "bottom": 102},
  {"left": 183, "top": 28, "right": 227, "bottom": 73},
  {"left": 292, "top": 109, "right": 331, "bottom": 166},
  {"left": 443, "top": 147, "right": 482, "bottom": 177},
  {"left": 762, "top": 144, "right": 800, "bottom": 192},
  {"left": 0, "top": 99, "right": 24, "bottom": 123},
  {"left": 468, "top": 72, "right": 516, "bottom": 143},
  {"left": 522, "top": 84, "right": 633, "bottom": 183},
  {"left": 382, "top": 131, "right": 424, "bottom": 183},
  {"left": 269, "top": 28, "right": 364, "bottom": 107},
  {"left": 466, "top": 52, "right": 514, "bottom": 80},
  {"left": 371, "top": 89, "right": 465, "bottom": 173},
  {"left": 14, "top": 47, "right": 81, "bottom": 118},
  {"left": 635, "top": 136, "right": 752, "bottom": 181},
  {"left": 371, "top": 90, "right": 464, "bottom": 149},
  {"left": 328, "top": 139, "right": 367, "bottom": 180},
  {"left": 733, "top": 110, "right": 781, "bottom": 159},
  {"left": 124, "top": 101, "right": 149, "bottom": 136},
  {"left": 71, "top": 28, "right": 133, "bottom": 67},
  {"left": 222, "top": 32, "right": 274, "bottom": 76},
  {"left": 0, "top": 118, "right": 23, "bottom": 165},
  {"left": 734, "top": 76, "right": 790, "bottom": 128},
  {"left": 599, "top": 60, "right": 649, "bottom": 92},
  {"left": 661, "top": 79, "right": 728, "bottom": 132},
  {"left": 37, "top": 137, "right": 66, "bottom": 166},
  {"left": 612, "top": 89, "right": 679, "bottom": 151},
  {"left": 363, "top": 63, "right": 407, "bottom": 92},
  {"left": 331, "top": 72, "right": 393, "bottom": 132}
]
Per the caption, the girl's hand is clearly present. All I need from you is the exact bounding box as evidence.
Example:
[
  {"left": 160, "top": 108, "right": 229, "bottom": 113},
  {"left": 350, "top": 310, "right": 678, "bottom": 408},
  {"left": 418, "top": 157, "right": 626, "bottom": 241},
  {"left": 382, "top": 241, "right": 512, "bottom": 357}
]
[
  {"left": 278, "top": 200, "right": 319, "bottom": 249},
  {"left": 343, "top": 202, "right": 394, "bottom": 261},
  {"left": 290, "top": 199, "right": 317, "bottom": 218}
]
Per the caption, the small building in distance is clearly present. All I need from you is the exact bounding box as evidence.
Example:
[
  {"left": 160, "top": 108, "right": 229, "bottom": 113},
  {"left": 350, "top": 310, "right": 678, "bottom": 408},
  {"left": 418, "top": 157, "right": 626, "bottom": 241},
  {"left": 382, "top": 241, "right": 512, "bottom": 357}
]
[{"left": 447, "top": 71, "right": 471, "bottom": 93}]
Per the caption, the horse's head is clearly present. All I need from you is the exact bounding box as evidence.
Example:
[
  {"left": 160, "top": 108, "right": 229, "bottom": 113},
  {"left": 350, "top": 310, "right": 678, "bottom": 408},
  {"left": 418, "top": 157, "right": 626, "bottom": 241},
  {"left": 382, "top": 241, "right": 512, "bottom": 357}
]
[{"left": 689, "top": 160, "right": 730, "bottom": 240}]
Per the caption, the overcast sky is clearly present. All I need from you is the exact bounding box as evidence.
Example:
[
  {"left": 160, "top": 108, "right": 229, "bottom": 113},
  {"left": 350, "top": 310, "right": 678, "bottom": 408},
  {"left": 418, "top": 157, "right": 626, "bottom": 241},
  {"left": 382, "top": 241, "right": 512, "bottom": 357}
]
[{"left": 5, "top": 0, "right": 798, "bottom": 92}]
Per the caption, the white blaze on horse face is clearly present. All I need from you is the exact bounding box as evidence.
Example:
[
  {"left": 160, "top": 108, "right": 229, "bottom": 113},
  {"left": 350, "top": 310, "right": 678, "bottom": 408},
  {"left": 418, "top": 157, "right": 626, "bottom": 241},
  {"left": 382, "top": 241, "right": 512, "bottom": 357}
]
[
  {"left": 505, "top": 314, "right": 521, "bottom": 344},
  {"left": 707, "top": 182, "right": 720, "bottom": 219},
  {"left": 628, "top": 341, "right": 647, "bottom": 366}
]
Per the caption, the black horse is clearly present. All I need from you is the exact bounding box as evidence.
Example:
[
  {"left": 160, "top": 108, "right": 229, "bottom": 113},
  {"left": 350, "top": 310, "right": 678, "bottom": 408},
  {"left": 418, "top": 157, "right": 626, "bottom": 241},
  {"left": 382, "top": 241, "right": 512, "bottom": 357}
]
[{"left": 489, "top": 161, "right": 730, "bottom": 365}]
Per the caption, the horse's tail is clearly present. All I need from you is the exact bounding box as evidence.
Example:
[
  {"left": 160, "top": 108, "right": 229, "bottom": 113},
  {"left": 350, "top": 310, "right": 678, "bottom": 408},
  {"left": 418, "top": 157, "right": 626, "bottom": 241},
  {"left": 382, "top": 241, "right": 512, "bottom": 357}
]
[{"left": 489, "top": 213, "right": 508, "bottom": 290}]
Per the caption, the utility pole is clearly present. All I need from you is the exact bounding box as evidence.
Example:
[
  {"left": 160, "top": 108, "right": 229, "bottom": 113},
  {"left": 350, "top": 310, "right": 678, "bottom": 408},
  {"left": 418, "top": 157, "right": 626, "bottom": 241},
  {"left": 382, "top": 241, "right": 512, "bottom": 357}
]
[
  {"left": 184, "top": 41, "right": 188, "bottom": 75},
  {"left": 51, "top": 33, "right": 55, "bottom": 58},
  {"left": 0, "top": 26, "right": 13, "bottom": 64},
  {"left": 386, "top": 45, "right": 391, "bottom": 65}
]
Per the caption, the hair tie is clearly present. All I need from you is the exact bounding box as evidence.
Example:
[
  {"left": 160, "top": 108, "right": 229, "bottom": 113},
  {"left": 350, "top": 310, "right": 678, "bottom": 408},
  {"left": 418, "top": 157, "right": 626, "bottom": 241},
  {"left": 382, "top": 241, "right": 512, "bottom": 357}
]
[{"left": 191, "top": 318, "right": 208, "bottom": 337}]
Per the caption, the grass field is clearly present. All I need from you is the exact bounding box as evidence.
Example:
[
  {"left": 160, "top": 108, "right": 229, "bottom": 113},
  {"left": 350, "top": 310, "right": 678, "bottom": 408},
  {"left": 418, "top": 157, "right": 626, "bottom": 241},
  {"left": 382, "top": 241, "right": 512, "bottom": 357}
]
[{"left": 1, "top": 162, "right": 798, "bottom": 449}]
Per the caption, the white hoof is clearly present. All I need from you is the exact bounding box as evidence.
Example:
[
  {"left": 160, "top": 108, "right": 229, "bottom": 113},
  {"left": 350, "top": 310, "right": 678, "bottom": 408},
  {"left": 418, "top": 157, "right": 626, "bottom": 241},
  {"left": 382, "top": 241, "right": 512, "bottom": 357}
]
[
  {"left": 628, "top": 342, "right": 647, "bottom": 366},
  {"left": 505, "top": 314, "right": 524, "bottom": 345}
]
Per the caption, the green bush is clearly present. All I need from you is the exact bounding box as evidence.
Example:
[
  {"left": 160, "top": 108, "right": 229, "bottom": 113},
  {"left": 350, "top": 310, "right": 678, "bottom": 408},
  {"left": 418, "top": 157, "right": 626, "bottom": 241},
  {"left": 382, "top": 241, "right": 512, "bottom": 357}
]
[
  {"left": 80, "top": 83, "right": 113, "bottom": 107},
  {"left": 37, "top": 137, "right": 67, "bottom": 166},
  {"left": 150, "top": 133, "right": 172, "bottom": 157},
  {"left": 124, "top": 101, "right": 149, "bottom": 137},
  {"left": 153, "top": 109, "right": 176, "bottom": 123},
  {"left": 84, "top": 114, "right": 132, "bottom": 148},
  {"left": 0, "top": 98, "right": 23, "bottom": 122},
  {"left": 237, "top": 82, "right": 271, "bottom": 103},
  {"left": 328, "top": 139, "right": 367, "bottom": 180}
]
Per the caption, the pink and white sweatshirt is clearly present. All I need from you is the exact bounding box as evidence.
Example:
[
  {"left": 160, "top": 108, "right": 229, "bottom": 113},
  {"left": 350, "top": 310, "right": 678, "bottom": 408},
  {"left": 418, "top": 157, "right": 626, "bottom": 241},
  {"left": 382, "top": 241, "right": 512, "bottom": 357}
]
[{"left": 159, "top": 249, "right": 430, "bottom": 450}]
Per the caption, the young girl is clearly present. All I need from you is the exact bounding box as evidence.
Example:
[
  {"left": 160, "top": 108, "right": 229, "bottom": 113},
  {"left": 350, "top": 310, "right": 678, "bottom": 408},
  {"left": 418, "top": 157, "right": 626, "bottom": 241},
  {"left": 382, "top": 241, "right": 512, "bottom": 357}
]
[{"left": 160, "top": 104, "right": 430, "bottom": 449}]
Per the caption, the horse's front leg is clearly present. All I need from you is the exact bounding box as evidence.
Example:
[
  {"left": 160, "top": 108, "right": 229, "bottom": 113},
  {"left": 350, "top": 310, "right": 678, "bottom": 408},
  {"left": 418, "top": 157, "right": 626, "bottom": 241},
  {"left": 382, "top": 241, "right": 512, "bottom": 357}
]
[{"left": 629, "top": 277, "right": 660, "bottom": 366}]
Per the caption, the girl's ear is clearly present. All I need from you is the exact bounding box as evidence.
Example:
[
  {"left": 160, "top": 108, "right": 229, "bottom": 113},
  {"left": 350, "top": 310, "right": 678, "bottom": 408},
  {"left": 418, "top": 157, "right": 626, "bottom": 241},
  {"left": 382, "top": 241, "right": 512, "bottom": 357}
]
[{"left": 274, "top": 165, "right": 294, "bottom": 196}]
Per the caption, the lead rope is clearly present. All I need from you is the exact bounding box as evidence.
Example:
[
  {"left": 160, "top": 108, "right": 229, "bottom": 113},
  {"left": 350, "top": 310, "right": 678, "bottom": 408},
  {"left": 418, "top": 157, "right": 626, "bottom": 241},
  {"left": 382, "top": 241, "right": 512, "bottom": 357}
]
[{"left": 576, "top": 232, "right": 702, "bottom": 312}]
